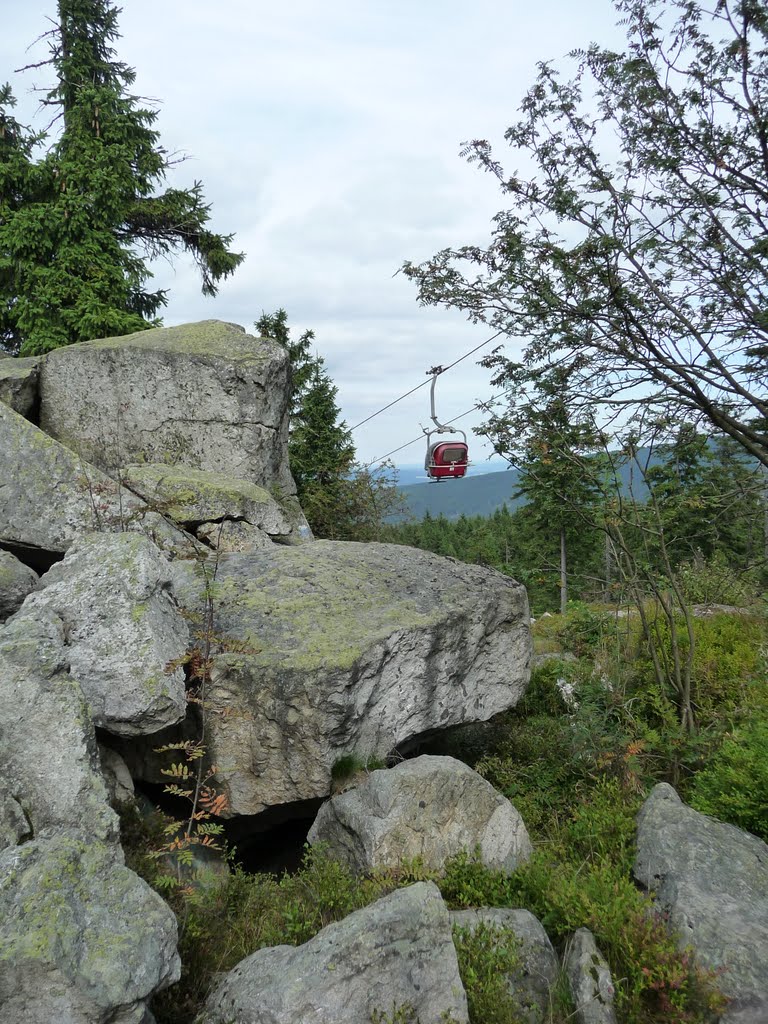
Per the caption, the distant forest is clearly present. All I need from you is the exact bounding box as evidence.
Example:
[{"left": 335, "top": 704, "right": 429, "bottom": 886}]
[{"left": 384, "top": 437, "right": 766, "bottom": 615}]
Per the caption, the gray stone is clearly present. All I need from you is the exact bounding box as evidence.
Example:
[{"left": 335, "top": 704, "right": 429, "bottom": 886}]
[
  {"left": 308, "top": 755, "right": 532, "bottom": 874},
  {"left": 98, "top": 744, "right": 135, "bottom": 806},
  {"left": 0, "top": 356, "right": 39, "bottom": 419},
  {"left": 0, "top": 830, "right": 180, "bottom": 1024},
  {"left": 563, "top": 928, "right": 617, "bottom": 1024},
  {"left": 0, "top": 607, "right": 116, "bottom": 842},
  {"left": 0, "top": 401, "right": 193, "bottom": 559},
  {"left": 196, "top": 518, "right": 273, "bottom": 552},
  {"left": 159, "top": 541, "right": 531, "bottom": 816},
  {"left": 39, "top": 320, "right": 296, "bottom": 493},
  {"left": 121, "top": 463, "right": 297, "bottom": 538},
  {"left": 0, "top": 549, "right": 38, "bottom": 621},
  {"left": 203, "top": 881, "right": 468, "bottom": 1024},
  {"left": 22, "top": 533, "right": 189, "bottom": 736},
  {"left": 450, "top": 909, "right": 559, "bottom": 1024},
  {"left": 634, "top": 783, "right": 768, "bottom": 1023},
  {"left": 0, "top": 793, "right": 31, "bottom": 852}
]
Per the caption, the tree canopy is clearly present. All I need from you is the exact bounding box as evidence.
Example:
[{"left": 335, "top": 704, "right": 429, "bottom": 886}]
[
  {"left": 404, "top": 0, "right": 768, "bottom": 466},
  {"left": 0, "top": 0, "right": 243, "bottom": 355}
]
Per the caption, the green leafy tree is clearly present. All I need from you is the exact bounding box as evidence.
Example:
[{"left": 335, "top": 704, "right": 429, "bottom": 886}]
[
  {"left": 404, "top": 0, "right": 768, "bottom": 466},
  {"left": 1, "top": 0, "right": 243, "bottom": 355}
]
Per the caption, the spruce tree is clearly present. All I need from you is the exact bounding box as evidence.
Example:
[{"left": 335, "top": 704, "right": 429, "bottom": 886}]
[
  {"left": 1, "top": 0, "right": 243, "bottom": 355},
  {"left": 0, "top": 85, "right": 40, "bottom": 353},
  {"left": 490, "top": 366, "right": 604, "bottom": 613},
  {"left": 256, "top": 309, "right": 403, "bottom": 539}
]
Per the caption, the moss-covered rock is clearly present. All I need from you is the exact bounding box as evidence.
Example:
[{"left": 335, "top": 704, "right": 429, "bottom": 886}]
[
  {"left": 121, "top": 463, "right": 294, "bottom": 538},
  {"left": 0, "top": 830, "right": 179, "bottom": 1023},
  {"left": 0, "top": 607, "right": 116, "bottom": 842},
  {"left": 0, "top": 402, "right": 192, "bottom": 558},
  {"left": 147, "top": 541, "right": 532, "bottom": 816},
  {"left": 22, "top": 533, "right": 189, "bottom": 737}
]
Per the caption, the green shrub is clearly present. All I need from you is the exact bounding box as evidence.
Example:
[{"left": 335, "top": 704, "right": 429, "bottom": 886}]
[
  {"left": 452, "top": 922, "right": 525, "bottom": 1024},
  {"left": 518, "top": 661, "right": 574, "bottom": 716},
  {"left": 331, "top": 753, "right": 385, "bottom": 784},
  {"left": 151, "top": 845, "right": 396, "bottom": 1024},
  {"left": 557, "top": 602, "right": 618, "bottom": 658},
  {"left": 689, "top": 718, "right": 768, "bottom": 840},
  {"left": 632, "top": 611, "right": 766, "bottom": 725},
  {"left": 514, "top": 858, "right": 723, "bottom": 1019},
  {"left": 677, "top": 555, "right": 762, "bottom": 607},
  {"left": 438, "top": 852, "right": 520, "bottom": 910}
]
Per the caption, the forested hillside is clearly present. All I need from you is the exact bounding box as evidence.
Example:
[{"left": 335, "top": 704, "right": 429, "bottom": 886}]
[{"left": 385, "top": 432, "right": 765, "bottom": 616}]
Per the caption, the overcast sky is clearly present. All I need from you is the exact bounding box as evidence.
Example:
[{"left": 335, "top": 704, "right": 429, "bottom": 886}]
[{"left": 3, "top": 0, "right": 625, "bottom": 472}]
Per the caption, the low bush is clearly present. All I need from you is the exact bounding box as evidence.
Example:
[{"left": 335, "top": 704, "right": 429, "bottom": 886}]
[
  {"left": 452, "top": 922, "right": 527, "bottom": 1024},
  {"left": 149, "top": 845, "right": 396, "bottom": 1024},
  {"left": 630, "top": 611, "right": 765, "bottom": 725},
  {"left": 689, "top": 718, "right": 768, "bottom": 841},
  {"left": 677, "top": 554, "right": 763, "bottom": 608},
  {"left": 436, "top": 782, "right": 725, "bottom": 1024},
  {"left": 557, "top": 601, "right": 620, "bottom": 659}
]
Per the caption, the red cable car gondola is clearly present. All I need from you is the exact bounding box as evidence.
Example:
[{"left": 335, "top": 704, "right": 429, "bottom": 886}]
[{"left": 423, "top": 367, "right": 470, "bottom": 481}]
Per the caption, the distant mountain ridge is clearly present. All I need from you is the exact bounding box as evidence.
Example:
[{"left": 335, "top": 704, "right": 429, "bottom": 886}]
[
  {"left": 393, "top": 450, "right": 666, "bottom": 522},
  {"left": 393, "top": 468, "right": 524, "bottom": 522}
]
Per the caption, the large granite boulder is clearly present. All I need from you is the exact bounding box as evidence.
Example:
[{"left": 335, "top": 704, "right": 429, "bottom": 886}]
[
  {"left": 157, "top": 541, "right": 531, "bottom": 816},
  {"left": 0, "top": 830, "right": 180, "bottom": 1024},
  {"left": 562, "top": 929, "right": 617, "bottom": 1024},
  {"left": 39, "top": 320, "right": 295, "bottom": 493},
  {"left": 0, "top": 355, "right": 39, "bottom": 419},
  {"left": 634, "top": 783, "right": 768, "bottom": 1023},
  {"left": 21, "top": 533, "right": 189, "bottom": 736},
  {"left": 0, "top": 607, "right": 116, "bottom": 844},
  {"left": 0, "top": 550, "right": 38, "bottom": 621},
  {"left": 308, "top": 755, "right": 532, "bottom": 874},
  {"left": 0, "top": 402, "right": 191, "bottom": 561},
  {"left": 450, "top": 909, "right": 559, "bottom": 1024},
  {"left": 203, "top": 882, "right": 468, "bottom": 1024}
]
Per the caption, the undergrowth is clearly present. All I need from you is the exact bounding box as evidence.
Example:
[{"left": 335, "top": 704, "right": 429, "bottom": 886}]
[{"left": 118, "top": 601, "right": 765, "bottom": 1024}]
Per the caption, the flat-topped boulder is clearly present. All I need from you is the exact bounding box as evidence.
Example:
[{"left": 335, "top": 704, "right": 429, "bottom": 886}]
[
  {"left": 157, "top": 541, "right": 531, "bottom": 816},
  {"left": 39, "top": 320, "right": 296, "bottom": 493}
]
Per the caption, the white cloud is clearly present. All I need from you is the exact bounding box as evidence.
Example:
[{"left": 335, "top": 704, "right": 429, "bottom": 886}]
[{"left": 3, "top": 0, "right": 625, "bottom": 468}]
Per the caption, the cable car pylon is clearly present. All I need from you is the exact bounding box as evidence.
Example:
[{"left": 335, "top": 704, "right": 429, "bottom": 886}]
[{"left": 423, "top": 366, "right": 470, "bottom": 481}]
